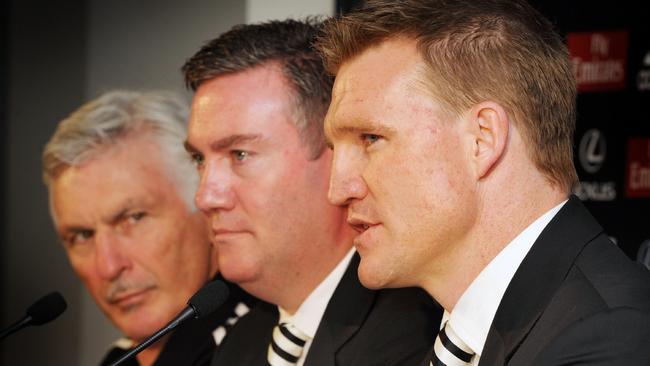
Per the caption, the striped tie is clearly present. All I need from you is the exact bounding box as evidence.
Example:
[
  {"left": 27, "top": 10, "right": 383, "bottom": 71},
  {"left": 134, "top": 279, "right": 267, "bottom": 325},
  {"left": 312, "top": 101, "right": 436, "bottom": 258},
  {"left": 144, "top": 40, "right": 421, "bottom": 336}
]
[
  {"left": 430, "top": 322, "right": 475, "bottom": 366},
  {"left": 267, "top": 322, "right": 309, "bottom": 366}
]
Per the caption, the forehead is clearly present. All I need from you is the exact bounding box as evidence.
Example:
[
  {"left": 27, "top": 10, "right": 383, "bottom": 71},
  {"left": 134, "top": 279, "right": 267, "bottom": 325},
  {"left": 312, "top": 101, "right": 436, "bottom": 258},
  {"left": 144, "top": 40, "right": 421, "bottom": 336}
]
[
  {"left": 338, "top": 37, "right": 423, "bottom": 91},
  {"left": 326, "top": 38, "right": 442, "bottom": 137},
  {"left": 188, "top": 64, "right": 299, "bottom": 144},
  {"left": 51, "top": 137, "right": 184, "bottom": 224}
]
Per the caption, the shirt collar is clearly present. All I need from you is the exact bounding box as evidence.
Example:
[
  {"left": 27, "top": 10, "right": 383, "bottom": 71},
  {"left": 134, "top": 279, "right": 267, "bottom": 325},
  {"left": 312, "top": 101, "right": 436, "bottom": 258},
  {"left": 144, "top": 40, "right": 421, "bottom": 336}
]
[
  {"left": 447, "top": 199, "right": 567, "bottom": 357},
  {"left": 278, "top": 248, "right": 356, "bottom": 338}
]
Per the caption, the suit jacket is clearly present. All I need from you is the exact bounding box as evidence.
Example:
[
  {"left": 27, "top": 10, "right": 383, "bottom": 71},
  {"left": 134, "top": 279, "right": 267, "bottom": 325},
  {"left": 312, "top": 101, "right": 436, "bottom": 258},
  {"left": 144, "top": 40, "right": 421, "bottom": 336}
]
[
  {"left": 477, "top": 196, "right": 650, "bottom": 365},
  {"left": 100, "top": 277, "right": 256, "bottom": 366},
  {"left": 212, "top": 253, "right": 441, "bottom": 366}
]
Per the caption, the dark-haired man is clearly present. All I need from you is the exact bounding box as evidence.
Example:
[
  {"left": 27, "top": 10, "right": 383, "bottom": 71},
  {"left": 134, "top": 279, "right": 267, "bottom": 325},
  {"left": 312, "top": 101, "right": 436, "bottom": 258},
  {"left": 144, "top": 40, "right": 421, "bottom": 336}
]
[{"left": 182, "top": 19, "right": 440, "bottom": 365}]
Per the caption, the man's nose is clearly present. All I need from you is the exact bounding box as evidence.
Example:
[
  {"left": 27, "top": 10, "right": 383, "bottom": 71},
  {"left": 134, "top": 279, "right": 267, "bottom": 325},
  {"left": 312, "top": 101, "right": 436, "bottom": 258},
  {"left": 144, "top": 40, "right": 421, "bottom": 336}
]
[
  {"left": 328, "top": 147, "right": 369, "bottom": 206},
  {"left": 195, "top": 160, "right": 236, "bottom": 215},
  {"left": 95, "top": 230, "right": 130, "bottom": 281}
]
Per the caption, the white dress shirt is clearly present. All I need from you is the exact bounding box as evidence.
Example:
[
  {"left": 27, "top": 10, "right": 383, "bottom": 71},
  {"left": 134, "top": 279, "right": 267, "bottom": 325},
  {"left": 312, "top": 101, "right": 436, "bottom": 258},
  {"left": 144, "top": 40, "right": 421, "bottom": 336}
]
[
  {"left": 277, "top": 248, "right": 356, "bottom": 366},
  {"left": 442, "top": 200, "right": 567, "bottom": 365}
]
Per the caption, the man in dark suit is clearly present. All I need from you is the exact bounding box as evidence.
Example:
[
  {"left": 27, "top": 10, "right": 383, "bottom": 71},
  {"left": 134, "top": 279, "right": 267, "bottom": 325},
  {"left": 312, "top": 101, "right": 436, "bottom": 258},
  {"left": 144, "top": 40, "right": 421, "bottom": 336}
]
[
  {"left": 318, "top": 0, "right": 650, "bottom": 365},
  {"left": 182, "top": 19, "right": 440, "bottom": 366}
]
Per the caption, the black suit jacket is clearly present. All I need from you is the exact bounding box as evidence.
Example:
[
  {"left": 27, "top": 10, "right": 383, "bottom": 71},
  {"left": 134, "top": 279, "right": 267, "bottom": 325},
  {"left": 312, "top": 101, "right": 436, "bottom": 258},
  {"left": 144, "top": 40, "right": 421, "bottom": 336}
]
[
  {"left": 212, "top": 253, "right": 441, "bottom": 366},
  {"left": 477, "top": 196, "right": 650, "bottom": 365}
]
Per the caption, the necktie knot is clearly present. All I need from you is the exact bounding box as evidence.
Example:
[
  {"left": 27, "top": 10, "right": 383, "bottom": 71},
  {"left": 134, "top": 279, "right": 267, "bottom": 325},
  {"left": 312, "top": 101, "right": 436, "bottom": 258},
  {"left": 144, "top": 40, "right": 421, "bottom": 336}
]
[
  {"left": 430, "top": 322, "right": 475, "bottom": 366},
  {"left": 267, "top": 322, "right": 309, "bottom": 366}
]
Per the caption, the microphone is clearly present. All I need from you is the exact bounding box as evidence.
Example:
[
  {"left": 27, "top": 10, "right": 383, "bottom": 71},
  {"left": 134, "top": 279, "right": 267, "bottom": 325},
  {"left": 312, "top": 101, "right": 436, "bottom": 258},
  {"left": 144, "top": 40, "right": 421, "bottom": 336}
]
[
  {"left": 108, "top": 280, "right": 229, "bottom": 366},
  {"left": 0, "top": 291, "right": 67, "bottom": 341}
]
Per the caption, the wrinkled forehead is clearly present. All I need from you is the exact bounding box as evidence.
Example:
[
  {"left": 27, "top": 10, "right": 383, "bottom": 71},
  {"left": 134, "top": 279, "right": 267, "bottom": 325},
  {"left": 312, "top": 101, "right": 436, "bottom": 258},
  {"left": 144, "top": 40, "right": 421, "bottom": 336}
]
[{"left": 49, "top": 142, "right": 184, "bottom": 226}]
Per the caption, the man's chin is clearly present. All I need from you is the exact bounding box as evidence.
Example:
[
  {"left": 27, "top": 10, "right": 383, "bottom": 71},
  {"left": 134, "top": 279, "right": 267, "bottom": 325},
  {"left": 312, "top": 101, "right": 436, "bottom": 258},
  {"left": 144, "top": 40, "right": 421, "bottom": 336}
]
[
  {"left": 357, "top": 261, "right": 392, "bottom": 290},
  {"left": 118, "top": 318, "right": 170, "bottom": 342},
  {"left": 218, "top": 259, "right": 260, "bottom": 285},
  {"left": 109, "top": 307, "right": 169, "bottom": 340}
]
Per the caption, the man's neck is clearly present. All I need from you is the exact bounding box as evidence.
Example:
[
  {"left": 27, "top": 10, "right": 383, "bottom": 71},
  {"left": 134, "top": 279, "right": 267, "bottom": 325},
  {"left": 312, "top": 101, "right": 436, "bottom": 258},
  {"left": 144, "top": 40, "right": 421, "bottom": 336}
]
[
  {"left": 243, "top": 237, "right": 354, "bottom": 314},
  {"left": 423, "top": 180, "right": 568, "bottom": 312},
  {"left": 281, "top": 244, "right": 353, "bottom": 314}
]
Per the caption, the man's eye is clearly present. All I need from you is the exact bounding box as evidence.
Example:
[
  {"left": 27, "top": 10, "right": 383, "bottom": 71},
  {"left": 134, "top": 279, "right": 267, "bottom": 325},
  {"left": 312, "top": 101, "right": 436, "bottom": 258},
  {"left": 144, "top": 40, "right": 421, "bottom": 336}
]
[
  {"left": 361, "top": 134, "right": 381, "bottom": 146},
  {"left": 127, "top": 212, "right": 146, "bottom": 224},
  {"left": 232, "top": 150, "right": 249, "bottom": 162},
  {"left": 116, "top": 212, "right": 146, "bottom": 234},
  {"left": 67, "top": 230, "right": 93, "bottom": 247},
  {"left": 190, "top": 153, "right": 204, "bottom": 167}
]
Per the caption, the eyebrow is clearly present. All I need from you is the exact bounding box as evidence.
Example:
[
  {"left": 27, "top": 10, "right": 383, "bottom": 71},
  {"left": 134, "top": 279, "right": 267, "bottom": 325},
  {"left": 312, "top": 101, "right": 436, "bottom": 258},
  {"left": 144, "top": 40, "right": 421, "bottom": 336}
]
[
  {"left": 59, "top": 225, "right": 93, "bottom": 238},
  {"left": 102, "top": 197, "right": 149, "bottom": 225},
  {"left": 106, "top": 207, "right": 130, "bottom": 225},
  {"left": 184, "top": 134, "right": 262, "bottom": 154},
  {"left": 58, "top": 199, "right": 146, "bottom": 237},
  {"left": 326, "top": 118, "right": 397, "bottom": 143},
  {"left": 58, "top": 207, "right": 128, "bottom": 238}
]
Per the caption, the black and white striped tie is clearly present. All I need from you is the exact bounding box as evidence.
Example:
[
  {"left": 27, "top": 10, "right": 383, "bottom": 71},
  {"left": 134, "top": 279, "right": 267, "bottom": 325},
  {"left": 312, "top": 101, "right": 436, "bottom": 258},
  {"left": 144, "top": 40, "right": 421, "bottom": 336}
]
[
  {"left": 267, "top": 322, "right": 309, "bottom": 366},
  {"left": 430, "top": 322, "right": 475, "bottom": 366}
]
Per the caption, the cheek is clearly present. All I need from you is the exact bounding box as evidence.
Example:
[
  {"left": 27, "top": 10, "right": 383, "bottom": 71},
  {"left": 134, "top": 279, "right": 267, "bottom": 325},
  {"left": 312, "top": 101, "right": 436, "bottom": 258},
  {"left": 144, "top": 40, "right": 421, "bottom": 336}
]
[
  {"left": 72, "top": 261, "right": 109, "bottom": 303},
  {"left": 179, "top": 230, "right": 213, "bottom": 275},
  {"left": 366, "top": 145, "right": 433, "bottom": 212},
  {"left": 80, "top": 275, "right": 103, "bottom": 298},
  {"left": 69, "top": 254, "right": 99, "bottom": 286},
  {"left": 370, "top": 139, "right": 472, "bottom": 231},
  {"left": 240, "top": 165, "right": 303, "bottom": 220},
  {"left": 120, "top": 227, "right": 177, "bottom": 285},
  {"left": 162, "top": 226, "right": 207, "bottom": 267}
]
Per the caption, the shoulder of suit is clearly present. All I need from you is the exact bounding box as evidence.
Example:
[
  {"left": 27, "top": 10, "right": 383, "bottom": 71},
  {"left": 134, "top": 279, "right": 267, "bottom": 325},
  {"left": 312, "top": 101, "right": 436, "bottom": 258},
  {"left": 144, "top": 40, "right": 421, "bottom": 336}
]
[{"left": 572, "top": 233, "right": 650, "bottom": 310}]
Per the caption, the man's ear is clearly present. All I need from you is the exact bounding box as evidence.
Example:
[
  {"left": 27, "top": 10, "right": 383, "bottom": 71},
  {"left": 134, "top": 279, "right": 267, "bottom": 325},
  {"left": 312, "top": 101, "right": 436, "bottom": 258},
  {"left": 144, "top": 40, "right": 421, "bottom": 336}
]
[{"left": 466, "top": 101, "right": 509, "bottom": 179}]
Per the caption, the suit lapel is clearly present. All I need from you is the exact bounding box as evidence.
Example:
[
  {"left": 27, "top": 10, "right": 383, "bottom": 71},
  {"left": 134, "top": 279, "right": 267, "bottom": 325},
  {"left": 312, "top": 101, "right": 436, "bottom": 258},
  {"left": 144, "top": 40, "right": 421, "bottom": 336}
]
[
  {"left": 212, "top": 301, "right": 277, "bottom": 365},
  {"left": 250, "top": 303, "right": 278, "bottom": 365},
  {"left": 480, "top": 196, "right": 603, "bottom": 365},
  {"left": 304, "top": 253, "right": 376, "bottom": 366}
]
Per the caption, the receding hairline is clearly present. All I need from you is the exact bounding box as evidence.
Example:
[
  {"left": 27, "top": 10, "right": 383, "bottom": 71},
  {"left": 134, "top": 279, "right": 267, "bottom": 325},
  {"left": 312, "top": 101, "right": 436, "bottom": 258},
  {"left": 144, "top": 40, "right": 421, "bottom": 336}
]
[{"left": 50, "top": 126, "right": 169, "bottom": 180}]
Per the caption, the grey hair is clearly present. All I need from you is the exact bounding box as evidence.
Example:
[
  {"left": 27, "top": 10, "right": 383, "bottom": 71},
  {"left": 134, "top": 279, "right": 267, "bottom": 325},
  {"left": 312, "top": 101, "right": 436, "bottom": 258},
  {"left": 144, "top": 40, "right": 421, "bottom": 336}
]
[{"left": 42, "top": 90, "right": 198, "bottom": 210}]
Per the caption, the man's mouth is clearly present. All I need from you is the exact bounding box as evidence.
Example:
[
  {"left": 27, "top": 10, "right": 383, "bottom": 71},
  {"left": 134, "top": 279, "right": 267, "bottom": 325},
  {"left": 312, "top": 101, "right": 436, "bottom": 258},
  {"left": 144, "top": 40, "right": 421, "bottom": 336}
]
[
  {"left": 106, "top": 283, "right": 156, "bottom": 305},
  {"left": 107, "top": 286, "right": 155, "bottom": 309},
  {"left": 347, "top": 216, "right": 378, "bottom": 234},
  {"left": 211, "top": 228, "right": 250, "bottom": 237}
]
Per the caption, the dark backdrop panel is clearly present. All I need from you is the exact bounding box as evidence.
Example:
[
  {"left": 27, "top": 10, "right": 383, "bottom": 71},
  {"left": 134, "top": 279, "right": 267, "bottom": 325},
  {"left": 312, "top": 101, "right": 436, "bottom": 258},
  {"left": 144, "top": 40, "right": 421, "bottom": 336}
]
[
  {"left": 0, "top": 0, "right": 8, "bottom": 361},
  {"left": 531, "top": 0, "right": 650, "bottom": 261},
  {"left": 2, "top": 1, "right": 87, "bottom": 365}
]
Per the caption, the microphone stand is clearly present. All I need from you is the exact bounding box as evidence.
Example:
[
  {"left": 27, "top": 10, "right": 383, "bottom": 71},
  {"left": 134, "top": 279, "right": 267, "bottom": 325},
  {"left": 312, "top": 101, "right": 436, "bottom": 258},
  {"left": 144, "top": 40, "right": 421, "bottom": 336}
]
[
  {"left": 108, "top": 307, "right": 195, "bottom": 366},
  {"left": 108, "top": 279, "right": 228, "bottom": 366},
  {"left": 0, "top": 316, "right": 32, "bottom": 341}
]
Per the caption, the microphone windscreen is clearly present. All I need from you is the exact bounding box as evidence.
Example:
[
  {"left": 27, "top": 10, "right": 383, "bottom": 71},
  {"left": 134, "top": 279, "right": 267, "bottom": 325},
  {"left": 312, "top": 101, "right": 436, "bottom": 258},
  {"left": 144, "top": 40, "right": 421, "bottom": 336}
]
[
  {"left": 187, "top": 280, "right": 229, "bottom": 319},
  {"left": 26, "top": 291, "right": 67, "bottom": 325}
]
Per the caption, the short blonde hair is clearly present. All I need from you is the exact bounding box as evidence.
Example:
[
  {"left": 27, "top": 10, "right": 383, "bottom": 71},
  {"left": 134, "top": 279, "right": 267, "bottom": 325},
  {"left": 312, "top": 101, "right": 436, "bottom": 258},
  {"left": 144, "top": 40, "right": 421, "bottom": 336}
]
[{"left": 317, "top": 0, "right": 578, "bottom": 191}]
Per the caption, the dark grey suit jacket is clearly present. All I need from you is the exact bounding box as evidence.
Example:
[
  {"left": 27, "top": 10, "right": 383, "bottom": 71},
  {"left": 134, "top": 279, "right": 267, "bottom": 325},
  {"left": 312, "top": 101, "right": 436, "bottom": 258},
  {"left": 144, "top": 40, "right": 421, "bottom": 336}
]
[
  {"left": 212, "top": 253, "right": 441, "bottom": 366},
  {"left": 478, "top": 196, "right": 650, "bottom": 365}
]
